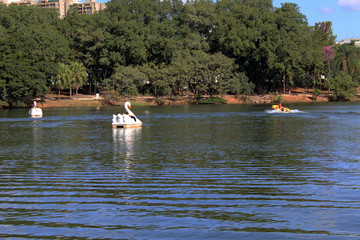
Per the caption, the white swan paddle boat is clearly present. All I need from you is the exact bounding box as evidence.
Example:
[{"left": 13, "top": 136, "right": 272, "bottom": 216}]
[
  {"left": 29, "top": 101, "right": 43, "bottom": 117},
  {"left": 112, "top": 101, "right": 142, "bottom": 128}
]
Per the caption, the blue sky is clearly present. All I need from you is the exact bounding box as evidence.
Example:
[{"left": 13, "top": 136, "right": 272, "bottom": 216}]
[{"left": 273, "top": 0, "right": 360, "bottom": 42}]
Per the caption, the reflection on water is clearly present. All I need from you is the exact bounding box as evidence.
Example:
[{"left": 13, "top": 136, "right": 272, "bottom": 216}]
[
  {"left": 112, "top": 127, "right": 142, "bottom": 172},
  {"left": 31, "top": 120, "right": 42, "bottom": 164},
  {"left": 1, "top": 103, "right": 360, "bottom": 239}
]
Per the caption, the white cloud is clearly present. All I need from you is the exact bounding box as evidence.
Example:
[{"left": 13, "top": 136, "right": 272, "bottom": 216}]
[
  {"left": 320, "top": 6, "right": 335, "bottom": 14},
  {"left": 338, "top": 0, "right": 360, "bottom": 10}
]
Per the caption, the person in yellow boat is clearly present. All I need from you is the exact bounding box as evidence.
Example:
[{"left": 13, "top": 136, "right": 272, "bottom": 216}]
[{"left": 278, "top": 102, "right": 285, "bottom": 112}]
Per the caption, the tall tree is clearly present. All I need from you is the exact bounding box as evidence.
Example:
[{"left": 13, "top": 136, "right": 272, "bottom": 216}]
[
  {"left": 0, "top": 5, "right": 72, "bottom": 107},
  {"left": 70, "top": 62, "right": 88, "bottom": 100},
  {"left": 55, "top": 63, "right": 71, "bottom": 99},
  {"left": 212, "top": 0, "right": 275, "bottom": 93},
  {"left": 314, "top": 21, "right": 337, "bottom": 46},
  {"left": 270, "top": 3, "right": 309, "bottom": 93}
]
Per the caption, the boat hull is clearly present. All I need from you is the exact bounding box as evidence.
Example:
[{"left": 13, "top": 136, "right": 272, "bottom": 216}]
[
  {"left": 29, "top": 108, "right": 43, "bottom": 117},
  {"left": 112, "top": 123, "right": 142, "bottom": 128}
]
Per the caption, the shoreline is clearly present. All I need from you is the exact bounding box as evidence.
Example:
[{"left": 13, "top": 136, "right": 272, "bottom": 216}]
[
  {"left": 4, "top": 90, "right": 360, "bottom": 109},
  {"left": 36, "top": 92, "right": 332, "bottom": 108}
]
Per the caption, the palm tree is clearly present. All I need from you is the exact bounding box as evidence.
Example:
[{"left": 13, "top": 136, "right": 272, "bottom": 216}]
[
  {"left": 70, "top": 62, "right": 87, "bottom": 100},
  {"left": 55, "top": 63, "right": 71, "bottom": 100},
  {"left": 335, "top": 44, "right": 360, "bottom": 76}
]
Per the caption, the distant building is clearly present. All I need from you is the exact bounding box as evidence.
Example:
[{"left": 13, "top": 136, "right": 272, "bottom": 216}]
[
  {"left": 37, "top": 0, "right": 63, "bottom": 18},
  {"left": 0, "top": 0, "right": 106, "bottom": 18},
  {"left": 77, "top": 0, "right": 106, "bottom": 15},
  {"left": 0, "top": 0, "right": 36, "bottom": 5},
  {"left": 337, "top": 38, "right": 360, "bottom": 47}
]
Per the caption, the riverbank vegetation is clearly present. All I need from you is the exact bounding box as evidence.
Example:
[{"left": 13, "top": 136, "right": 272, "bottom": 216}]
[{"left": 1, "top": 0, "right": 360, "bottom": 107}]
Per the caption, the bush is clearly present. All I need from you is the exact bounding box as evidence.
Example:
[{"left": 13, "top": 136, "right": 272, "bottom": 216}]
[
  {"left": 312, "top": 88, "right": 322, "bottom": 100},
  {"left": 272, "top": 95, "right": 283, "bottom": 103},
  {"left": 194, "top": 97, "right": 226, "bottom": 104},
  {"left": 332, "top": 72, "right": 358, "bottom": 101}
]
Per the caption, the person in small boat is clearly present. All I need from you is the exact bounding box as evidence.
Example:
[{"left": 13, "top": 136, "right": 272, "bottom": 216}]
[{"left": 278, "top": 102, "right": 285, "bottom": 112}]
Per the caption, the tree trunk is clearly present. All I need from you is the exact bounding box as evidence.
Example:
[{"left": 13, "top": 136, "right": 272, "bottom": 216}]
[
  {"left": 328, "top": 61, "right": 331, "bottom": 94},
  {"left": 282, "top": 71, "right": 286, "bottom": 94}
]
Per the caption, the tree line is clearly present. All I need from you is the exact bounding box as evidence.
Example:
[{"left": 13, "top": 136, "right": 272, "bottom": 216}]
[{"left": 0, "top": 0, "right": 359, "bottom": 107}]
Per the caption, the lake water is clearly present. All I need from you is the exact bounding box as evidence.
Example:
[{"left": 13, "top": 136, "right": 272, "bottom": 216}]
[{"left": 1, "top": 102, "right": 360, "bottom": 239}]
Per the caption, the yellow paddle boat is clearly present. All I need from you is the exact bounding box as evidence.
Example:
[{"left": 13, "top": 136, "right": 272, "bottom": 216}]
[{"left": 272, "top": 104, "right": 291, "bottom": 113}]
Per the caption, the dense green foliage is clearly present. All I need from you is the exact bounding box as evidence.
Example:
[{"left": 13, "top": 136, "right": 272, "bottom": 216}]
[
  {"left": 1, "top": 0, "right": 359, "bottom": 107},
  {"left": 0, "top": 5, "right": 73, "bottom": 106}
]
